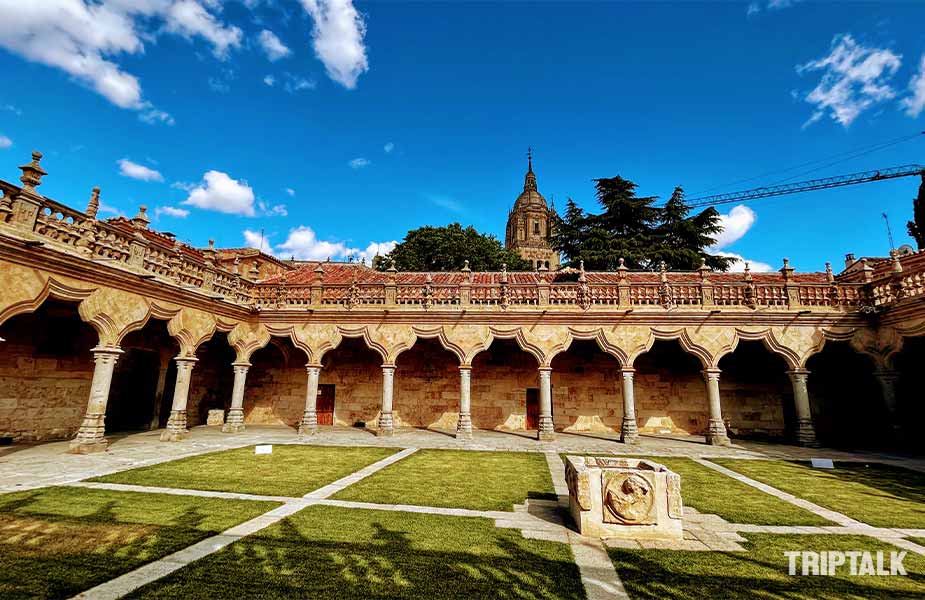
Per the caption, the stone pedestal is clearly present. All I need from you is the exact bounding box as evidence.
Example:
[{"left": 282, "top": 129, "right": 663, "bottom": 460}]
[
  {"left": 565, "top": 456, "right": 683, "bottom": 540},
  {"left": 206, "top": 409, "right": 225, "bottom": 426}
]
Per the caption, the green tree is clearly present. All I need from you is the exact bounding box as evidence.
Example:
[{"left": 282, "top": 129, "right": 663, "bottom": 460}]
[
  {"left": 906, "top": 174, "right": 925, "bottom": 250},
  {"left": 651, "top": 186, "right": 733, "bottom": 271},
  {"left": 380, "top": 223, "right": 531, "bottom": 271},
  {"left": 552, "top": 177, "right": 734, "bottom": 271}
]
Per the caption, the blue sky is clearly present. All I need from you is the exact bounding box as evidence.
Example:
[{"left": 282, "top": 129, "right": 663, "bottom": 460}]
[{"left": 1, "top": 1, "right": 924, "bottom": 271}]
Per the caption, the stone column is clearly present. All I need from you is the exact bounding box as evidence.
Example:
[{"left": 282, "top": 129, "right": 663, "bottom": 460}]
[
  {"left": 537, "top": 367, "right": 555, "bottom": 441},
  {"left": 377, "top": 365, "right": 395, "bottom": 436},
  {"left": 160, "top": 356, "right": 197, "bottom": 442},
  {"left": 456, "top": 366, "right": 473, "bottom": 439},
  {"left": 702, "top": 368, "right": 730, "bottom": 446},
  {"left": 149, "top": 353, "right": 171, "bottom": 430},
  {"left": 223, "top": 361, "right": 250, "bottom": 433},
  {"left": 787, "top": 369, "right": 818, "bottom": 446},
  {"left": 299, "top": 364, "right": 321, "bottom": 435},
  {"left": 873, "top": 370, "right": 903, "bottom": 438},
  {"left": 69, "top": 346, "right": 122, "bottom": 454},
  {"left": 620, "top": 368, "right": 639, "bottom": 444}
]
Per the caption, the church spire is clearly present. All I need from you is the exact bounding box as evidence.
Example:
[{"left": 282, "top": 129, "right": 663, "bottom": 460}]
[{"left": 524, "top": 147, "right": 537, "bottom": 191}]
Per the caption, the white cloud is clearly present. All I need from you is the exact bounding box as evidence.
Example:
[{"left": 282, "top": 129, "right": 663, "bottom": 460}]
[
  {"left": 901, "top": 54, "right": 925, "bottom": 118},
  {"left": 118, "top": 158, "right": 163, "bottom": 182},
  {"left": 255, "top": 224, "right": 396, "bottom": 262},
  {"left": 713, "top": 252, "right": 774, "bottom": 273},
  {"left": 300, "top": 0, "right": 368, "bottom": 89},
  {"left": 424, "top": 193, "right": 462, "bottom": 213},
  {"left": 710, "top": 205, "right": 756, "bottom": 249},
  {"left": 746, "top": 3, "right": 761, "bottom": 16},
  {"left": 0, "top": 1, "right": 239, "bottom": 123},
  {"left": 0, "top": 135, "right": 11, "bottom": 149},
  {"left": 155, "top": 205, "right": 189, "bottom": 218},
  {"left": 383, "top": 142, "right": 394, "bottom": 153},
  {"left": 257, "top": 200, "right": 288, "bottom": 217},
  {"left": 349, "top": 157, "right": 370, "bottom": 169},
  {"left": 182, "top": 170, "right": 256, "bottom": 216},
  {"left": 243, "top": 229, "right": 274, "bottom": 253},
  {"left": 257, "top": 29, "right": 291, "bottom": 61},
  {"left": 283, "top": 72, "right": 316, "bottom": 93},
  {"left": 284, "top": 187, "right": 296, "bottom": 196},
  {"left": 163, "top": 0, "right": 242, "bottom": 59},
  {"left": 796, "top": 34, "right": 901, "bottom": 128},
  {"left": 2, "top": 104, "right": 21, "bottom": 116},
  {"left": 263, "top": 74, "right": 275, "bottom": 86}
]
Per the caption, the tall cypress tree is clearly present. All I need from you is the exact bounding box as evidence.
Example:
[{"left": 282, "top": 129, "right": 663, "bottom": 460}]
[{"left": 907, "top": 174, "right": 925, "bottom": 250}]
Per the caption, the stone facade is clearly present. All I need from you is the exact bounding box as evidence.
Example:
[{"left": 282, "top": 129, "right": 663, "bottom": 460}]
[
  {"left": 505, "top": 154, "right": 560, "bottom": 270},
  {"left": 0, "top": 151, "right": 924, "bottom": 452}
]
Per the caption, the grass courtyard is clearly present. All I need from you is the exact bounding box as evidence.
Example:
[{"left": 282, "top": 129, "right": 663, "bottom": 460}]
[
  {"left": 711, "top": 459, "right": 925, "bottom": 528},
  {"left": 1, "top": 444, "right": 922, "bottom": 599}
]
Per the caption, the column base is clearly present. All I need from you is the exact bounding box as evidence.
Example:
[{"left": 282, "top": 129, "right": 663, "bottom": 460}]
[
  {"left": 620, "top": 417, "right": 639, "bottom": 444},
  {"left": 795, "top": 419, "right": 819, "bottom": 447},
  {"left": 456, "top": 414, "right": 473, "bottom": 440},
  {"left": 161, "top": 410, "right": 188, "bottom": 442},
  {"left": 68, "top": 438, "right": 108, "bottom": 454},
  {"left": 705, "top": 419, "right": 730, "bottom": 446},
  {"left": 298, "top": 411, "right": 317, "bottom": 436},
  {"left": 376, "top": 413, "right": 393, "bottom": 436},
  {"left": 222, "top": 423, "right": 246, "bottom": 433},
  {"left": 537, "top": 415, "right": 555, "bottom": 441}
]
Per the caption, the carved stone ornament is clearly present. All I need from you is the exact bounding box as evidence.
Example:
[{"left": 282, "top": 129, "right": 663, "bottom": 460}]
[{"left": 602, "top": 471, "right": 657, "bottom": 525}]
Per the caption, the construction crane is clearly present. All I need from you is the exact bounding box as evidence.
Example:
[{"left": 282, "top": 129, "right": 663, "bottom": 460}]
[{"left": 687, "top": 164, "right": 925, "bottom": 208}]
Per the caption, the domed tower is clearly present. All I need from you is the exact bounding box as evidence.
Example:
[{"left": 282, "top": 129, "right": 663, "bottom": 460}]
[{"left": 505, "top": 151, "right": 560, "bottom": 270}]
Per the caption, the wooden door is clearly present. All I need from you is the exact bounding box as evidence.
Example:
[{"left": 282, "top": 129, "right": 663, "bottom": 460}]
[
  {"left": 317, "top": 384, "right": 335, "bottom": 426},
  {"left": 526, "top": 388, "right": 539, "bottom": 430}
]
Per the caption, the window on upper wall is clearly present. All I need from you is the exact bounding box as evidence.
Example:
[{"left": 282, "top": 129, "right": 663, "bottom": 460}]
[{"left": 533, "top": 221, "right": 540, "bottom": 236}]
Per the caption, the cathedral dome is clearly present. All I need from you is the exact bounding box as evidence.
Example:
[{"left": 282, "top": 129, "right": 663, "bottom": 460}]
[{"left": 513, "top": 159, "right": 549, "bottom": 211}]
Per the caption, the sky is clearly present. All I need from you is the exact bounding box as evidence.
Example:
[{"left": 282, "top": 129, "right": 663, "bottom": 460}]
[{"left": 1, "top": 1, "right": 925, "bottom": 273}]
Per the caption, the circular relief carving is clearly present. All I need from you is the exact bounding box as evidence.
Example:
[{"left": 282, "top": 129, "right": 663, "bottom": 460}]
[{"left": 603, "top": 473, "right": 654, "bottom": 524}]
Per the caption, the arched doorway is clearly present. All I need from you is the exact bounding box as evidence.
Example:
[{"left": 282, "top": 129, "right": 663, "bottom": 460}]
[
  {"left": 319, "top": 337, "right": 383, "bottom": 428},
  {"left": 717, "top": 341, "right": 793, "bottom": 441},
  {"left": 0, "top": 299, "right": 97, "bottom": 442},
  {"left": 632, "top": 340, "right": 707, "bottom": 436},
  {"left": 470, "top": 339, "right": 539, "bottom": 431},
  {"left": 394, "top": 339, "right": 460, "bottom": 430},
  {"left": 550, "top": 340, "right": 622, "bottom": 433}
]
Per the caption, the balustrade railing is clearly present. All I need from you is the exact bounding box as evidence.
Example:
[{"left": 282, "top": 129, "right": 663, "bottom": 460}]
[{"left": 1, "top": 174, "right": 922, "bottom": 313}]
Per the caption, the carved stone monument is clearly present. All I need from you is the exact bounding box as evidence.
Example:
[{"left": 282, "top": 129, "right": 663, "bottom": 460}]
[{"left": 565, "top": 456, "right": 683, "bottom": 540}]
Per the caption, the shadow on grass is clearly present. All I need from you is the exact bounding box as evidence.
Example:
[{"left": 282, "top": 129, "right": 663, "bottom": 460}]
[
  {"left": 128, "top": 511, "right": 584, "bottom": 600},
  {"left": 821, "top": 462, "right": 925, "bottom": 505}
]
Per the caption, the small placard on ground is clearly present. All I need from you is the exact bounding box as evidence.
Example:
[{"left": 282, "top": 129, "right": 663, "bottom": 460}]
[
  {"left": 255, "top": 445, "right": 273, "bottom": 455},
  {"left": 810, "top": 458, "right": 834, "bottom": 469}
]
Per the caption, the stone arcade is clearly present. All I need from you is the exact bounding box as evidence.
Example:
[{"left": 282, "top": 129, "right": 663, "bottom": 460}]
[{"left": 0, "top": 151, "right": 924, "bottom": 454}]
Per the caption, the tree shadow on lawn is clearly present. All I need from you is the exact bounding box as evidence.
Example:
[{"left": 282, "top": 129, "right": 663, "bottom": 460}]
[
  {"left": 128, "top": 514, "right": 585, "bottom": 600},
  {"left": 0, "top": 492, "right": 235, "bottom": 600},
  {"left": 821, "top": 462, "right": 925, "bottom": 504},
  {"left": 610, "top": 539, "right": 925, "bottom": 600}
]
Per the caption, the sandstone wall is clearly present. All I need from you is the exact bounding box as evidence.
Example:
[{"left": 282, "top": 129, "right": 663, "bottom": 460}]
[
  {"left": 0, "top": 308, "right": 96, "bottom": 441},
  {"left": 242, "top": 343, "right": 307, "bottom": 427},
  {"left": 394, "top": 340, "right": 459, "bottom": 429}
]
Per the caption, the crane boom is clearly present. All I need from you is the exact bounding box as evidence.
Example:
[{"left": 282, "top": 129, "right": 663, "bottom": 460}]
[{"left": 688, "top": 164, "right": 925, "bottom": 208}]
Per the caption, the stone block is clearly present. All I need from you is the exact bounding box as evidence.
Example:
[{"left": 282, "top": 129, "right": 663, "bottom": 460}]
[
  {"left": 206, "top": 409, "right": 225, "bottom": 426},
  {"left": 565, "top": 455, "right": 683, "bottom": 541}
]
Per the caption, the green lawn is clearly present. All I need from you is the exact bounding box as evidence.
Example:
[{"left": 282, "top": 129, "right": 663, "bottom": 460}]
[
  {"left": 0, "top": 486, "right": 278, "bottom": 599},
  {"left": 560, "top": 455, "right": 830, "bottom": 526},
  {"left": 610, "top": 533, "right": 925, "bottom": 599},
  {"left": 127, "top": 504, "right": 584, "bottom": 599},
  {"left": 710, "top": 459, "right": 925, "bottom": 529},
  {"left": 333, "top": 449, "right": 556, "bottom": 511},
  {"left": 93, "top": 445, "right": 400, "bottom": 497}
]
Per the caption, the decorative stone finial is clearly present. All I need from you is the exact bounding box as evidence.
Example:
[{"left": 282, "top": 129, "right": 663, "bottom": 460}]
[
  {"left": 387, "top": 259, "right": 397, "bottom": 272},
  {"left": 86, "top": 187, "right": 100, "bottom": 219},
  {"left": 18, "top": 151, "right": 47, "bottom": 191},
  {"left": 699, "top": 258, "right": 711, "bottom": 281},
  {"left": 208, "top": 239, "right": 215, "bottom": 250},
  {"left": 131, "top": 206, "right": 150, "bottom": 229},
  {"left": 825, "top": 261, "right": 834, "bottom": 282},
  {"left": 579, "top": 260, "right": 585, "bottom": 273},
  {"left": 461, "top": 259, "right": 470, "bottom": 272},
  {"left": 780, "top": 257, "right": 793, "bottom": 281},
  {"left": 501, "top": 263, "right": 508, "bottom": 283},
  {"left": 891, "top": 249, "right": 903, "bottom": 274},
  {"left": 743, "top": 262, "right": 752, "bottom": 282}
]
